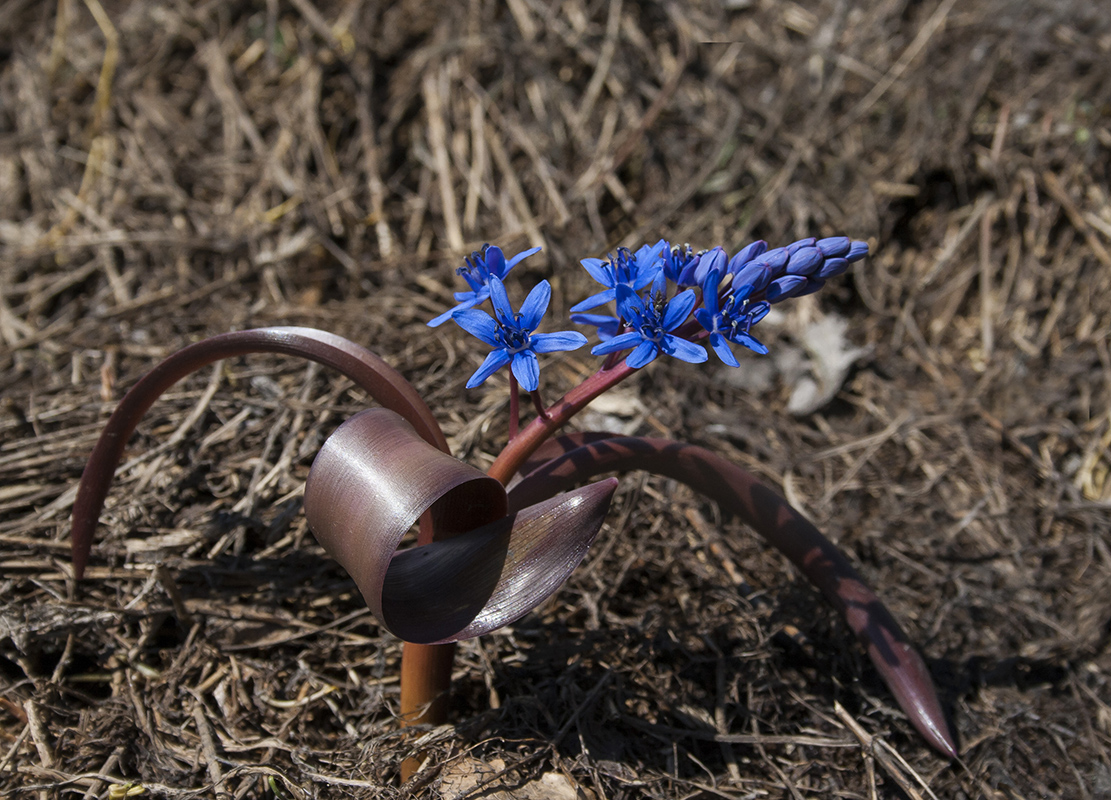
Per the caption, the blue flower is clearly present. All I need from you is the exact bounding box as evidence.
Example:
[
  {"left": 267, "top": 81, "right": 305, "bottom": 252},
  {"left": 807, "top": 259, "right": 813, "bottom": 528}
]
[
  {"left": 695, "top": 269, "right": 770, "bottom": 367},
  {"left": 452, "top": 277, "right": 587, "bottom": 391},
  {"left": 661, "top": 240, "right": 769, "bottom": 289},
  {"left": 428, "top": 244, "right": 542, "bottom": 327},
  {"left": 591, "top": 275, "right": 707, "bottom": 368},
  {"left": 727, "top": 240, "right": 768, "bottom": 275},
  {"left": 663, "top": 242, "right": 701, "bottom": 286},
  {"left": 729, "top": 246, "right": 789, "bottom": 296},
  {"left": 570, "top": 240, "right": 667, "bottom": 313},
  {"left": 688, "top": 246, "right": 727, "bottom": 288},
  {"left": 728, "top": 237, "right": 870, "bottom": 304}
]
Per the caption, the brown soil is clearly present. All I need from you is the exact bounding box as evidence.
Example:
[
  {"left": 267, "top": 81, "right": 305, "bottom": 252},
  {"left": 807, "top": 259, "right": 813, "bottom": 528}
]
[{"left": 2, "top": 1, "right": 1110, "bottom": 797}]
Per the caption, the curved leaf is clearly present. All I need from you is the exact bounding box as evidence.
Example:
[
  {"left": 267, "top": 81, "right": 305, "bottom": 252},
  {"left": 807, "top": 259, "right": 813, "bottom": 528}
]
[
  {"left": 507, "top": 436, "right": 957, "bottom": 758},
  {"left": 305, "top": 408, "right": 618, "bottom": 644},
  {"left": 71, "top": 327, "right": 447, "bottom": 579}
]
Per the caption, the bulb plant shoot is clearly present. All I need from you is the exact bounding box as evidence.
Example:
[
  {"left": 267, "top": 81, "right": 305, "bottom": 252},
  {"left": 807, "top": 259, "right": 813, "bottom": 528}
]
[{"left": 70, "top": 235, "right": 957, "bottom": 774}]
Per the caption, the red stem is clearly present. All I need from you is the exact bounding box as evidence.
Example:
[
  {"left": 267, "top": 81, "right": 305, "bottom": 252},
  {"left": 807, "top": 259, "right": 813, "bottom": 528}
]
[
  {"left": 529, "top": 389, "right": 549, "bottom": 421},
  {"left": 399, "top": 359, "right": 640, "bottom": 764},
  {"left": 486, "top": 361, "right": 637, "bottom": 483},
  {"left": 486, "top": 314, "right": 708, "bottom": 483}
]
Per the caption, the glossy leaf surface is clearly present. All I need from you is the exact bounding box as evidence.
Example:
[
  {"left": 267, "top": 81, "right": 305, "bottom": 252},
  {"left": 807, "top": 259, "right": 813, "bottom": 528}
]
[{"left": 304, "top": 408, "right": 617, "bottom": 643}]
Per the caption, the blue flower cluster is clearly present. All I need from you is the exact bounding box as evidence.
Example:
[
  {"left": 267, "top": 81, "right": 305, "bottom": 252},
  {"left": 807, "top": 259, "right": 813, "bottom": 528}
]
[
  {"left": 428, "top": 236, "right": 867, "bottom": 387},
  {"left": 574, "top": 236, "right": 867, "bottom": 368},
  {"left": 570, "top": 240, "right": 668, "bottom": 313},
  {"left": 591, "top": 274, "right": 706, "bottom": 368}
]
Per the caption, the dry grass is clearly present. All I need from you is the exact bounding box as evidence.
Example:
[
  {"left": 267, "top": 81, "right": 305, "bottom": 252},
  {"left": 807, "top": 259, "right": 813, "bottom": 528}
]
[{"left": 1, "top": 0, "right": 1110, "bottom": 797}]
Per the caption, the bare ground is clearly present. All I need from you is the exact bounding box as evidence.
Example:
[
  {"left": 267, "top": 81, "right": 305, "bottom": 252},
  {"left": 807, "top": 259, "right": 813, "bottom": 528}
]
[{"left": 1, "top": 0, "right": 1110, "bottom": 797}]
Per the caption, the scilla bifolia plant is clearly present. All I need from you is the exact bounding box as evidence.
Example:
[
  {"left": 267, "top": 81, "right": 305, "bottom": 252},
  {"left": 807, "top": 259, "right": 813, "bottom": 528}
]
[{"left": 71, "top": 236, "right": 957, "bottom": 766}]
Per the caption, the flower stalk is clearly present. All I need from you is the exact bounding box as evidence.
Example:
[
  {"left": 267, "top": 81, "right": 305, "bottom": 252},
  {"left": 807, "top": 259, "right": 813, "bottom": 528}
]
[{"left": 71, "top": 234, "right": 956, "bottom": 786}]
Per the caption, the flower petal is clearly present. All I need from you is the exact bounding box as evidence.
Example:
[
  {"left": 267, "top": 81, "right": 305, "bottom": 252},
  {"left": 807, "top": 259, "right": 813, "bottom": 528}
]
[
  {"left": 631, "top": 264, "right": 663, "bottom": 290},
  {"left": 429, "top": 301, "right": 466, "bottom": 328},
  {"left": 710, "top": 333, "right": 740, "bottom": 367},
  {"left": 483, "top": 245, "right": 507, "bottom": 277},
  {"left": 750, "top": 248, "right": 789, "bottom": 284},
  {"left": 488, "top": 276, "right": 514, "bottom": 321},
  {"left": 625, "top": 339, "right": 659, "bottom": 369},
  {"left": 591, "top": 331, "right": 644, "bottom": 355},
  {"left": 792, "top": 278, "right": 826, "bottom": 298},
  {"left": 677, "top": 259, "right": 702, "bottom": 287},
  {"left": 786, "top": 237, "right": 816, "bottom": 254},
  {"left": 452, "top": 309, "right": 501, "bottom": 345},
  {"left": 818, "top": 257, "right": 849, "bottom": 279},
  {"left": 519, "top": 280, "right": 552, "bottom": 331},
  {"left": 731, "top": 262, "right": 771, "bottom": 294},
  {"left": 662, "top": 335, "right": 708, "bottom": 363},
  {"left": 635, "top": 239, "right": 668, "bottom": 270},
  {"left": 732, "top": 331, "right": 769, "bottom": 355},
  {"left": 816, "top": 236, "right": 850, "bottom": 258},
  {"left": 570, "top": 288, "right": 617, "bottom": 314},
  {"left": 662, "top": 289, "right": 697, "bottom": 331},
  {"left": 580, "top": 257, "right": 614, "bottom": 286},
  {"left": 571, "top": 313, "right": 621, "bottom": 340},
  {"left": 786, "top": 246, "right": 824, "bottom": 276},
  {"left": 466, "top": 348, "right": 511, "bottom": 388},
  {"left": 459, "top": 265, "right": 485, "bottom": 293},
  {"left": 692, "top": 246, "right": 726, "bottom": 286},
  {"left": 503, "top": 245, "right": 542, "bottom": 273},
  {"left": 614, "top": 284, "right": 646, "bottom": 322},
  {"left": 846, "top": 240, "right": 869, "bottom": 261},
  {"left": 726, "top": 240, "right": 767, "bottom": 274},
  {"left": 510, "top": 350, "right": 540, "bottom": 391},
  {"left": 749, "top": 301, "right": 771, "bottom": 325},
  {"left": 531, "top": 331, "right": 588, "bottom": 353},
  {"left": 731, "top": 282, "right": 755, "bottom": 303},
  {"left": 766, "top": 274, "right": 807, "bottom": 303},
  {"left": 700, "top": 270, "right": 723, "bottom": 317}
]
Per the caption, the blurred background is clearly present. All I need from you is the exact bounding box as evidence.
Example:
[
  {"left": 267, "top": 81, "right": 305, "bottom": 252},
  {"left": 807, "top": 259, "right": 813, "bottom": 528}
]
[{"left": 1, "top": 1, "right": 1109, "bottom": 797}]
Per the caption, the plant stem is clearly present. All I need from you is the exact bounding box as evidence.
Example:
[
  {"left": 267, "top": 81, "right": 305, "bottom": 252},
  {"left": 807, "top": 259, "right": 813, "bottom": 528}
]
[
  {"left": 398, "top": 326, "right": 716, "bottom": 774},
  {"left": 486, "top": 359, "right": 638, "bottom": 482},
  {"left": 398, "top": 358, "right": 641, "bottom": 779},
  {"left": 398, "top": 641, "right": 457, "bottom": 779},
  {"left": 529, "top": 389, "right": 549, "bottom": 420}
]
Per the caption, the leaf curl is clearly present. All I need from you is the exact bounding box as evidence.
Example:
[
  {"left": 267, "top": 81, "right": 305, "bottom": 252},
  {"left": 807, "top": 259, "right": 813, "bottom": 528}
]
[
  {"left": 305, "top": 408, "right": 617, "bottom": 643},
  {"left": 507, "top": 436, "right": 957, "bottom": 758},
  {"left": 70, "top": 329, "right": 618, "bottom": 646},
  {"left": 71, "top": 327, "right": 446, "bottom": 579}
]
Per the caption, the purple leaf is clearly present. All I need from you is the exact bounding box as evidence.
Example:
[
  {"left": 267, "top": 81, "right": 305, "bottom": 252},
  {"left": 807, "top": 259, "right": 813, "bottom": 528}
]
[
  {"left": 70, "top": 327, "right": 448, "bottom": 580},
  {"left": 305, "top": 409, "right": 617, "bottom": 643},
  {"left": 507, "top": 436, "right": 957, "bottom": 758}
]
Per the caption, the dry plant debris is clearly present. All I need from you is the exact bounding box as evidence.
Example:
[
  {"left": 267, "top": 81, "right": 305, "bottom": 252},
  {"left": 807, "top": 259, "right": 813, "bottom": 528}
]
[{"left": 1, "top": 0, "right": 1110, "bottom": 797}]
